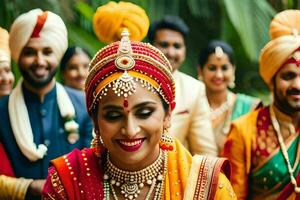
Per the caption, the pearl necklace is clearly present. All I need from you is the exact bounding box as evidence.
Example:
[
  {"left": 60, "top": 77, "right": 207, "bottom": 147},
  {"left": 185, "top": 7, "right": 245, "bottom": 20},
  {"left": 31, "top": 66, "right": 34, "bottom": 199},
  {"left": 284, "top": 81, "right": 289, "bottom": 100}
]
[
  {"left": 103, "top": 150, "right": 168, "bottom": 200},
  {"left": 210, "top": 92, "right": 234, "bottom": 120},
  {"left": 270, "top": 107, "right": 300, "bottom": 193}
]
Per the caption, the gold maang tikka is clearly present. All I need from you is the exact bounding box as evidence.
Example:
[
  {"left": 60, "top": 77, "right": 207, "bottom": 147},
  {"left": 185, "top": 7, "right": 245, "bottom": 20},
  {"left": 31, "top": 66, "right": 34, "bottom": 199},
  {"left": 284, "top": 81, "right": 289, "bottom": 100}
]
[
  {"left": 215, "top": 46, "right": 224, "bottom": 58},
  {"left": 113, "top": 30, "right": 136, "bottom": 108}
]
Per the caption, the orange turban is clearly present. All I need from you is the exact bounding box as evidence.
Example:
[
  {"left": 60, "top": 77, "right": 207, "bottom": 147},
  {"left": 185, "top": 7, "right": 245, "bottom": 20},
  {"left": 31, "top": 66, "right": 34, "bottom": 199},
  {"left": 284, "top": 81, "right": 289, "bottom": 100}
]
[
  {"left": 9, "top": 9, "right": 68, "bottom": 62},
  {"left": 0, "top": 27, "right": 10, "bottom": 65},
  {"left": 93, "top": 1, "right": 149, "bottom": 43},
  {"left": 260, "top": 10, "right": 300, "bottom": 85}
]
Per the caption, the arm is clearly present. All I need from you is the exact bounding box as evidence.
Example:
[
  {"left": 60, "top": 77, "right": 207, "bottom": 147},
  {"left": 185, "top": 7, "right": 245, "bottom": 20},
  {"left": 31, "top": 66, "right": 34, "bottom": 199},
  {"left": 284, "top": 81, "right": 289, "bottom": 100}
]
[
  {"left": 188, "top": 87, "right": 218, "bottom": 156},
  {"left": 223, "top": 125, "right": 249, "bottom": 200},
  {"left": 0, "top": 175, "right": 33, "bottom": 200},
  {"left": 42, "top": 166, "right": 67, "bottom": 200}
]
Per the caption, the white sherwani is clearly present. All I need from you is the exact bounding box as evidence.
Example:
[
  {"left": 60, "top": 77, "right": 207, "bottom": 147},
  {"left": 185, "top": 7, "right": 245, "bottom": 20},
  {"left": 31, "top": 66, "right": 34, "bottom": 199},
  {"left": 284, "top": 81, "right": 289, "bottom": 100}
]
[{"left": 171, "top": 70, "right": 217, "bottom": 156}]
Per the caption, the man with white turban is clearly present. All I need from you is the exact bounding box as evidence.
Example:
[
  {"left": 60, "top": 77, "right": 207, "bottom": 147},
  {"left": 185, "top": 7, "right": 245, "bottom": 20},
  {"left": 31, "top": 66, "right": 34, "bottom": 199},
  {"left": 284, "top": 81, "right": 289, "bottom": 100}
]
[
  {"left": 0, "top": 9, "right": 93, "bottom": 199},
  {"left": 223, "top": 10, "right": 300, "bottom": 200}
]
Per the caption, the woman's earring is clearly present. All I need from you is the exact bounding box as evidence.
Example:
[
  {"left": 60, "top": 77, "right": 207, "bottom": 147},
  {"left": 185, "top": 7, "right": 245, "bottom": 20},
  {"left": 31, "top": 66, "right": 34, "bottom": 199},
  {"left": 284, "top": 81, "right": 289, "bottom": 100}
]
[
  {"left": 159, "top": 127, "right": 174, "bottom": 151},
  {"left": 228, "top": 76, "right": 235, "bottom": 89},
  {"left": 91, "top": 129, "right": 104, "bottom": 157}
]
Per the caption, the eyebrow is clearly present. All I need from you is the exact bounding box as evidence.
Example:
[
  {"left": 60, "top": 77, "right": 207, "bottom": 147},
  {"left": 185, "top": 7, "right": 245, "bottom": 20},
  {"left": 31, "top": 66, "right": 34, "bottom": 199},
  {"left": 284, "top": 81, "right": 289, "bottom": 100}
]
[{"left": 102, "top": 101, "right": 157, "bottom": 110}]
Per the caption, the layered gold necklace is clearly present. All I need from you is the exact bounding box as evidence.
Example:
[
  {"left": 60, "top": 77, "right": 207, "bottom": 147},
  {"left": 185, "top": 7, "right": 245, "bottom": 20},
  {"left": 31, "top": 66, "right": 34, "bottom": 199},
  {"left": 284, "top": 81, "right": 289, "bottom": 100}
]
[
  {"left": 103, "top": 150, "right": 168, "bottom": 200},
  {"left": 270, "top": 106, "right": 300, "bottom": 193}
]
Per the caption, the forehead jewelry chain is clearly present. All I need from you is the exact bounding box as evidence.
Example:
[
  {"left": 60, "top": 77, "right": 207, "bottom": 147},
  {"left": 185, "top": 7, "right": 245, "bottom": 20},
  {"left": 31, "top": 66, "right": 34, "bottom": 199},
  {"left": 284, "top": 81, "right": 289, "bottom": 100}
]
[
  {"left": 270, "top": 107, "right": 300, "bottom": 193},
  {"left": 103, "top": 150, "right": 167, "bottom": 200}
]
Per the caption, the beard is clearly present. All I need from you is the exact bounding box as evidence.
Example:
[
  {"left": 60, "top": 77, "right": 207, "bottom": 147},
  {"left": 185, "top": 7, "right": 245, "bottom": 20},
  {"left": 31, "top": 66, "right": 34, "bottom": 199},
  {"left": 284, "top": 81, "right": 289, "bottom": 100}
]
[
  {"left": 19, "top": 65, "right": 58, "bottom": 89},
  {"left": 273, "top": 86, "right": 300, "bottom": 114}
]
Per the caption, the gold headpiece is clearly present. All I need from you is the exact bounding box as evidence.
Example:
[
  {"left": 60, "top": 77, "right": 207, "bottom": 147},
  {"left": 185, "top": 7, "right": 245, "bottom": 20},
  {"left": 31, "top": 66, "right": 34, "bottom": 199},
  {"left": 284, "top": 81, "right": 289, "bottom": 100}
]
[
  {"left": 215, "top": 46, "right": 224, "bottom": 58},
  {"left": 85, "top": 30, "right": 176, "bottom": 115}
]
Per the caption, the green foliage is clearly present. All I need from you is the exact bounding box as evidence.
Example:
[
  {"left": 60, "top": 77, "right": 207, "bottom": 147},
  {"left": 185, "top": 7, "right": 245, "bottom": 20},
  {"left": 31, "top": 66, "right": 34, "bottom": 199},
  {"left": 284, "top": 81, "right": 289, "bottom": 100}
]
[
  {"left": 0, "top": 0, "right": 293, "bottom": 98},
  {"left": 223, "top": 0, "right": 275, "bottom": 61}
]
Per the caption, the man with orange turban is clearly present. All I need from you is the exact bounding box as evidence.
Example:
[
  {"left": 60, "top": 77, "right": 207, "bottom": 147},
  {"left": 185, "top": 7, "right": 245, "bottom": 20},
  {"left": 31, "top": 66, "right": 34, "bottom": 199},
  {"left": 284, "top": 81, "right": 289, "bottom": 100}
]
[
  {"left": 0, "top": 9, "right": 93, "bottom": 200},
  {"left": 223, "top": 10, "right": 300, "bottom": 200}
]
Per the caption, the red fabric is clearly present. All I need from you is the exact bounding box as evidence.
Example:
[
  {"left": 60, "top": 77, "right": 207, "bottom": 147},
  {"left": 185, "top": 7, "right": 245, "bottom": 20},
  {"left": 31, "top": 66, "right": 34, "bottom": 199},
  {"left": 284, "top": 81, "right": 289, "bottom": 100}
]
[
  {"left": 255, "top": 107, "right": 278, "bottom": 157},
  {"left": 208, "top": 158, "right": 231, "bottom": 200},
  {"left": 0, "top": 143, "right": 14, "bottom": 176},
  {"left": 46, "top": 148, "right": 104, "bottom": 199},
  {"left": 31, "top": 12, "right": 48, "bottom": 38},
  {"left": 276, "top": 172, "right": 300, "bottom": 200}
]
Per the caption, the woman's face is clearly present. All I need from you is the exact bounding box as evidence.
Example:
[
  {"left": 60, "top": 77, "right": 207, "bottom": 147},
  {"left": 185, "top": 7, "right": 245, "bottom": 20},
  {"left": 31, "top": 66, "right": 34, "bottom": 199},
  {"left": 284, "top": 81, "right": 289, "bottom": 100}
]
[
  {"left": 62, "top": 53, "right": 90, "bottom": 90},
  {"left": 200, "top": 53, "right": 235, "bottom": 93},
  {"left": 0, "top": 61, "right": 15, "bottom": 97},
  {"left": 96, "top": 82, "right": 170, "bottom": 170}
]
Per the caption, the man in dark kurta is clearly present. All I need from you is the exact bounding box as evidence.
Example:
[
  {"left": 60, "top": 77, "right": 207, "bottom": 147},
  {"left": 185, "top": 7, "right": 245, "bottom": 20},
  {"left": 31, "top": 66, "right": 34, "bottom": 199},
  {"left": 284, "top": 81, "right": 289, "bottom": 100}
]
[{"left": 0, "top": 9, "right": 93, "bottom": 200}]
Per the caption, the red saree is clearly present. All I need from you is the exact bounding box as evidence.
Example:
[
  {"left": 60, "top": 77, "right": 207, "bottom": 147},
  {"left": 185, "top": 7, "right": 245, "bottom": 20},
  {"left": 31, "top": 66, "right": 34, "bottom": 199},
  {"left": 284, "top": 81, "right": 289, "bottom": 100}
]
[
  {"left": 43, "top": 139, "right": 235, "bottom": 200},
  {"left": 0, "top": 143, "right": 14, "bottom": 176}
]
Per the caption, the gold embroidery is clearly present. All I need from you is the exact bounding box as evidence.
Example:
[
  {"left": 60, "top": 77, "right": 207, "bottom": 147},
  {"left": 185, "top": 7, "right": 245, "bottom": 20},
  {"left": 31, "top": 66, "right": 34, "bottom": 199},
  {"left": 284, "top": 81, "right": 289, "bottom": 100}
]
[{"left": 50, "top": 171, "right": 65, "bottom": 194}]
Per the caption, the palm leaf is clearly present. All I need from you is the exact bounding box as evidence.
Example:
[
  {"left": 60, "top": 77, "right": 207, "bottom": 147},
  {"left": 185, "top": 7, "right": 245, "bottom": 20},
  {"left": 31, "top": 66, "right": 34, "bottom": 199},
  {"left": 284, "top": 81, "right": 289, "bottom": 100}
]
[{"left": 223, "top": 0, "right": 275, "bottom": 61}]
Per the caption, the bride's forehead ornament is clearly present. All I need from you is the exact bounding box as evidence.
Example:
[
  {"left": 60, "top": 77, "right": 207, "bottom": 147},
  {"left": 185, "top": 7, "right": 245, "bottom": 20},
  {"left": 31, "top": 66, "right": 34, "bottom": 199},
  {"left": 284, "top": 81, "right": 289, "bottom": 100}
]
[{"left": 85, "top": 30, "right": 176, "bottom": 116}]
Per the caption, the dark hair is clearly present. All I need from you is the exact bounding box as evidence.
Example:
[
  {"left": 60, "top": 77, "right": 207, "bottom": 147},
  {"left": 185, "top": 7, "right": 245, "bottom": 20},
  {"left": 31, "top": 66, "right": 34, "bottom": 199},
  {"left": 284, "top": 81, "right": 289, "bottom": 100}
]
[
  {"left": 60, "top": 46, "right": 91, "bottom": 71},
  {"left": 148, "top": 15, "right": 189, "bottom": 43},
  {"left": 198, "top": 40, "right": 235, "bottom": 68}
]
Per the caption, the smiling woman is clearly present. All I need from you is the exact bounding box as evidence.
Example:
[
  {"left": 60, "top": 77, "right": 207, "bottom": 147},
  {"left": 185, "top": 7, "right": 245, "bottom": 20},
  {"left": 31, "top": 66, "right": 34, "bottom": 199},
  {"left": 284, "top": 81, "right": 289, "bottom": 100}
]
[
  {"left": 42, "top": 2, "right": 237, "bottom": 200},
  {"left": 0, "top": 27, "right": 14, "bottom": 98},
  {"left": 60, "top": 46, "right": 91, "bottom": 90},
  {"left": 197, "top": 40, "right": 260, "bottom": 154}
]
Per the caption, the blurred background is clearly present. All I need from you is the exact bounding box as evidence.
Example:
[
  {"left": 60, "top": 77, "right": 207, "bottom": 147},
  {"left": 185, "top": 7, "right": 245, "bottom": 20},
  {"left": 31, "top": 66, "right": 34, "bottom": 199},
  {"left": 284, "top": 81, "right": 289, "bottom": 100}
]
[{"left": 1, "top": 0, "right": 300, "bottom": 102}]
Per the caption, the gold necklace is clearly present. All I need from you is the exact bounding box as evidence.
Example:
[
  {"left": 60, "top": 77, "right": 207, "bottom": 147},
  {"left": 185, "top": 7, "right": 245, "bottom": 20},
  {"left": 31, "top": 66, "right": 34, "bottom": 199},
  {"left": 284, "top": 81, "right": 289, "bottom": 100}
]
[
  {"left": 270, "top": 106, "right": 300, "bottom": 193},
  {"left": 104, "top": 150, "right": 168, "bottom": 200},
  {"left": 210, "top": 91, "right": 234, "bottom": 121}
]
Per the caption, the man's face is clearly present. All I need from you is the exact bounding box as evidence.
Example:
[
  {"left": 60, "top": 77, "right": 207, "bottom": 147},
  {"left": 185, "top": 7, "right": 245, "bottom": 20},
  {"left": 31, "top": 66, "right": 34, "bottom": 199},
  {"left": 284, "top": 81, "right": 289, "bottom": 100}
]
[
  {"left": 272, "top": 63, "right": 300, "bottom": 114},
  {"left": 152, "top": 29, "right": 186, "bottom": 72},
  {"left": 18, "top": 39, "right": 58, "bottom": 89}
]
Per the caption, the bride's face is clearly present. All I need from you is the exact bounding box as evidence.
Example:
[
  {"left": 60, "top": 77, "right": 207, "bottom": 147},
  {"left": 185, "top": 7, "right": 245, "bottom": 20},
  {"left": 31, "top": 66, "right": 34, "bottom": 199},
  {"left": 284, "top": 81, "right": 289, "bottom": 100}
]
[{"left": 96, "top": 82, "right": 170, "bottom": 170}]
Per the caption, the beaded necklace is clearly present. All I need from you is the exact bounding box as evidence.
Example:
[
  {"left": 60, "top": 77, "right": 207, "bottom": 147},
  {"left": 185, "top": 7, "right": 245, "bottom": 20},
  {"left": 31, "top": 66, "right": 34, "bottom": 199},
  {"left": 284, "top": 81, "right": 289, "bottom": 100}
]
[
  {"left": 210, "top": 91, "right": 234, "bottom": 121},
  {"left": 270, "top": 106, "right": 300, "bottom": 193},
  {"left": 103, "top": 150, "right": 168, "bottom": 200}
]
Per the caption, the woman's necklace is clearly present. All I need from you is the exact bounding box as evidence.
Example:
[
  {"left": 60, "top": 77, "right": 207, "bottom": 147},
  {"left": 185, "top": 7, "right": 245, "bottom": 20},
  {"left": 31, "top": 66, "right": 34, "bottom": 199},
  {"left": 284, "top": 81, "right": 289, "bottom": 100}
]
[
  {"left": 103, "top": 149, "right": 168, "bottom": 200},
  {"left": 270, "top": 106, "right": 300, "bottom": 193},
  {"left": 210, "top": 91, "right": 234, "bottom": 121}
]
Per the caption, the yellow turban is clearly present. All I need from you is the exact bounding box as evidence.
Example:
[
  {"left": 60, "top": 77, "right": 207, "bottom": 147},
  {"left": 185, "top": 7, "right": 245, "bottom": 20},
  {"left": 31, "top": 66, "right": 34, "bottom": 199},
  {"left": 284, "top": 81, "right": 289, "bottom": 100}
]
[
  {"left": 0, "top": 27, "right": 10, "bottom": 65},
  {"left": 260, "top": 10, "right": 300, "bottom": 85},
  {"left": 93, "top": 1, "right": 149, "bottom": 43},
  {"left": 9, "top": 9, "right": 68, "bottom": 62}
]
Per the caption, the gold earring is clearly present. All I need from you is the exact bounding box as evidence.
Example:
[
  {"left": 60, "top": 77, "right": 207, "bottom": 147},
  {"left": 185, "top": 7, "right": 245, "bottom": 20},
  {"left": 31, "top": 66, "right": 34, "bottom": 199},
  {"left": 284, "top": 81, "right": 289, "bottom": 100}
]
[
  {"left": 159, "top": 128, "right": 174, "bottom": 151},
  {"left": 198, "top": 75, "right": 203, "bottom": 81},
  {"left": 90, "top": 130, "right": 104, "bottom": 157},
  {"left": 228, "top": 76, "right": 235, "bottom": 89}
]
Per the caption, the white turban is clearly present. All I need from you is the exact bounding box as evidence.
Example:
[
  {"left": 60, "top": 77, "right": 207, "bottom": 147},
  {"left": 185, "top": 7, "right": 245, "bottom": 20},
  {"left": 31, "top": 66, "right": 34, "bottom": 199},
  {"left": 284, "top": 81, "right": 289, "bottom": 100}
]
[{"left": 9, "top": 9, "right": 68, "bottom": 62}]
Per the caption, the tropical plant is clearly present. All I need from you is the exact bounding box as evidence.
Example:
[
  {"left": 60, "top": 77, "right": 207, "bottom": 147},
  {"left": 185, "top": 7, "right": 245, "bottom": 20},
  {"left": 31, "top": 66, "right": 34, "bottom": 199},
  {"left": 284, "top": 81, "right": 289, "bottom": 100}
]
[{"left": 1, "top": 0, "right": 298, "bottom": 98}]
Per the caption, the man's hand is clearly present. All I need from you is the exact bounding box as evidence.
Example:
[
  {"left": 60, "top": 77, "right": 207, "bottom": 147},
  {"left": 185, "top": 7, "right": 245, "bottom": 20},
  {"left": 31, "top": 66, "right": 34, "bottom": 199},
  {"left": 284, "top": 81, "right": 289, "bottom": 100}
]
[{"left": 28, "top": 179, "right": 46, "bottom": 196}]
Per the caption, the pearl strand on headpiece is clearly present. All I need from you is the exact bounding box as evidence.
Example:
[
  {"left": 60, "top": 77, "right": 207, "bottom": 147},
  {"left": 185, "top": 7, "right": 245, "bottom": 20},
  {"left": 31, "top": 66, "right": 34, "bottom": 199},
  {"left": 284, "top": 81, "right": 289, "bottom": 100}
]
[{"left": 270, "top": 107, "right": 300, "bottom": 193}]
